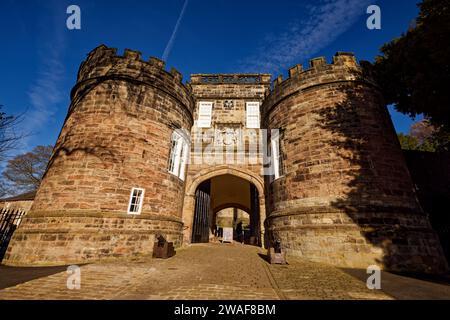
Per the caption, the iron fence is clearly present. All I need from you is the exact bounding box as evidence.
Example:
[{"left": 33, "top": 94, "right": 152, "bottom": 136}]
[{"left": 0, "top": 207, "right": 26, "bottom": 261}]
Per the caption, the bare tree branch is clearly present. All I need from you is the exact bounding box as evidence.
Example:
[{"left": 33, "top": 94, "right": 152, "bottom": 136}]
[
  {"left": 2, "top": 145, "right": 53, "bottom": 194},
  {"left": 0, "top": 104, "right": 29, "bottom": 161}
]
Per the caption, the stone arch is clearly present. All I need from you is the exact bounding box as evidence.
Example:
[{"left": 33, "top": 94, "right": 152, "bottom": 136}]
[
  {"left": 182, "top": 166, "right": 266, "bottom": 247},
  {"left": 186, "top": 166, "right": 265, "bottom": 197},
  {"left": 213, "top": 203, "right": 250, "bottom": 215}
]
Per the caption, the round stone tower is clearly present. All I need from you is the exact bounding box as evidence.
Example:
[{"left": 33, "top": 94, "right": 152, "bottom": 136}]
[
  {"left": 4, "top": 45, "right": 194, "bottom": 266},
  {"left": 262, "top": 52, "right": 448, "bottom": 273}
]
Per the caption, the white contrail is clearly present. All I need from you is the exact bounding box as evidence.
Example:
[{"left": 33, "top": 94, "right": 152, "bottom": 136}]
[{"left": 162, "top": 0, "right": 189, "bottom": 62}]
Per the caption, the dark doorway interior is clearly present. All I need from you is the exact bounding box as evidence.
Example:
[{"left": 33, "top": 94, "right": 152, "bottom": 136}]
[{"left": 191, "top": 175, "right": 261, "bottom": 246}]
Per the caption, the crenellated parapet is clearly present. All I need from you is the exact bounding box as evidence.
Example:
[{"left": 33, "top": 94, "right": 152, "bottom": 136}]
[
  {"left": 4, "top": 45, "right": 448, "bottom": 273},
  {"left": 262, "top": 51, "right": 448, "bottom": 274},
  {"left": 71, "top": 44, "right": 194, "bottom": 118},
  {"left": 2, "top": 45, "right": 196, "bottom": 266},
  {"left": 262, "top": 52, "right": 377, "bottom": 119}
]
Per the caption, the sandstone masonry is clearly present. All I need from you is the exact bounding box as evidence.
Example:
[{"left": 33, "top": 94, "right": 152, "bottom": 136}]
[{"left": 3, "top": 46, "right": 448, "bottom": 274}]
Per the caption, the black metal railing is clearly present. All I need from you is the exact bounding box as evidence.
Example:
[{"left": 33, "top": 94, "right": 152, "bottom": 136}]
[{"left": 0, "top": 208, "right": 26, "bottom": 261}]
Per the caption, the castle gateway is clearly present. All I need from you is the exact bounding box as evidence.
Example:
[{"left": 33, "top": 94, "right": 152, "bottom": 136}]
[{"left": 3, "top": 45, "right": 448, "bottom": 274}]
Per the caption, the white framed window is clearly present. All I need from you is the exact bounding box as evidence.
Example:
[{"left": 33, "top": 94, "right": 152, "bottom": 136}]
[
  {"left": 246, "top": 102, "right": 260, "bottom": 129},
  {"left": 168, "top": 131, "right": 189, "bottom": 180},
  {"left": 197, "top": 101, "right": 213, "bottom": 128},
  {"left": 271, "top": 133, "right": 283, "bottom": 180},
  {"left": 178, "top": 140, "right": 189, "bottom": 180},
  {"left": 168, "top": 132, "right": 183, "bottom": 176},
  {"left": 128, "top": 187, "right": 145, "bottom": 215}
]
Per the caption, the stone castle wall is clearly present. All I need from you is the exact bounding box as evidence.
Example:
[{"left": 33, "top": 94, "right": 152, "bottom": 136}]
[
  {"left": 262, "top": 52, "right": 448, "bottom": 273},
  {"left": 3, "top": 46, "right": 448, "bottom": 273},
  {"left": 3, "top": 45, "right": 194, "bottom": 266},
  {"left": 181, "top": 75, "right": 270, "bottom": 244}
]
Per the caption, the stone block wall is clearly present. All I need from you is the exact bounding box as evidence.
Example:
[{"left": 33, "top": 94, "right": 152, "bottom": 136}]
[
  {"left": 3, "top": 45, "right": 193, "bottom": 266},
  {"left": 4, "top": 46, "right": 448, "bottom": 274},
  {"left": 182, "top": 76, "right": 271, "bottom": 244},
  {"left": 189, "top": 75, "right": 270, "bottom": 159},
  {"left": 262, "top": 52, "right": 448, "bottom": 273}
]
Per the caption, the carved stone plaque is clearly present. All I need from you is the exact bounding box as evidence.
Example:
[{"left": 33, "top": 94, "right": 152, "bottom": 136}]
[
  {"left": 214, "top": 124, "right": 242, "bottom": 146},
  {"left": 224, "top": 100, "right": 234, "bottom": 110}
]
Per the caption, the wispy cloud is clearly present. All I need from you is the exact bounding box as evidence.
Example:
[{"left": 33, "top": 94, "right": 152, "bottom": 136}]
[
  {"left": 21, "top": 1, "right": 66, "bottom": 150},
  {"left": 239, "top": 0, "right": 373, "bottom": 74},
  {"left": 27, "top": 53, "right": 65, "bottom": 130}
]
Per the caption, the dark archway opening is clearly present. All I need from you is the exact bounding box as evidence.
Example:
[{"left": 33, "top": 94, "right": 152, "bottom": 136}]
[{"left": 191, "top": 174, "right": 261, "bottom": 246}]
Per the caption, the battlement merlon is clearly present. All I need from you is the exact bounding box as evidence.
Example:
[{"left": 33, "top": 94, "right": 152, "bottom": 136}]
[
  {"left": 75, "top": 44, "right": 187, "bottom": 86},
  {"left": 76, "top": 45, "right": 183, "bottom": 82},
  {"left": 71, "top": 45, "right": 194, "bottom": 116},
  {"left": 264, "top": 52, "right": 379, "bottom": 117},
  {"left": 272, "top": 52, "right": 361, "bottom": 88}
]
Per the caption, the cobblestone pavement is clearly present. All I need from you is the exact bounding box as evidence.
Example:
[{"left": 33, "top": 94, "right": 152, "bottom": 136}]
[
  {"left": 0, "top": 243, "right": 447, "bottom": 300},
  {"left": 267, "top": 258, "right": 390, "bottom": 300}
]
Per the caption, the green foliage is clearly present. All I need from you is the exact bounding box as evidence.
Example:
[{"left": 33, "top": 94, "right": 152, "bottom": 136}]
[
  {"left": 372, "top": 0, "right": 450, "bottom": 131},
  {"left": 398, "top": 133, "right": 421, "bottom": 151},
  {"left": 412, "top": 119, "right": 443, "bottom": 151},
  {"left": 398, "top": 133, "right": 439, "bottom": 152},
  {"left": 430, "top": 127, "right": 450, "bottom": 151},
  {"left": 397, "top": 119, "right": 449, "bottom": 152}
]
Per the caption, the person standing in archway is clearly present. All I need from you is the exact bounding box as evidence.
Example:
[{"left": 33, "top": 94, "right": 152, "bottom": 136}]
[{"left": 236, "top": 221, "right": 244, "bottom": 244}]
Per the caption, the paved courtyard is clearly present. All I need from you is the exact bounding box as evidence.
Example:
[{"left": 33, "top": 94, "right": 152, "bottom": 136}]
[{"left": 0, "top": 243, "right": 449, "bottom": 300}]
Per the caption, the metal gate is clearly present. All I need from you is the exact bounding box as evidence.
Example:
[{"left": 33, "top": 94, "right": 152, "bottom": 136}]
[
  {"left": 250, "top": 184, "right": 261, "bottom": 246},
  {"left": 0, "top": 208, "right": 26, "bottom": 261},
  {"left": 191, "top": 180, "right": 211, "bottom": 243}
]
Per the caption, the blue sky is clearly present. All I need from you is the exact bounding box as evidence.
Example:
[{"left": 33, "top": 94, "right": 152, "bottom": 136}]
[{"left": 0, "top": 0, "right": 421, "bottom": 163}]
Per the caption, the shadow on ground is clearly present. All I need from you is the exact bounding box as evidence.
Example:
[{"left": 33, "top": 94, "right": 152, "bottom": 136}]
[
  {"left": 342, "top": 268, "right": 450, "bottom": 300},
  {"left": 0, "top": 265, "right": 70, "bottom": 290}
]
